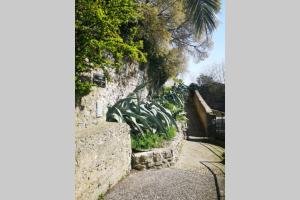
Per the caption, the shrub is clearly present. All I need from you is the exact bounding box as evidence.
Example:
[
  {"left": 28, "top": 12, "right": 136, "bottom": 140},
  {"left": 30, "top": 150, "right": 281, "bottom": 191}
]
[
  {"left": 164, "top": 126, "right": 176, "bottom": 140},
  {"left": 176, "top": 114, "right": 188, "bottom": 122},
  {"left": 131, "top": 126, "right": 177, "bottom": 150},
  {"left": 131, "top": 132, "right": 164, "bottom": 150}
]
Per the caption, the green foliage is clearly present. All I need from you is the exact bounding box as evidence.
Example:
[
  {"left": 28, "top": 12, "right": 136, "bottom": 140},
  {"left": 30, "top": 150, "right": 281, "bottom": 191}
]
[
  {"left": 185, "top": 0, "right": 221, "bottom": 37},
  {"left": 75, "top": 0, "right": 221, "bottom": 99},
  {"left": 158, "top": 82, "right": 189, "bottom": 124},
  {"left": 138, "top": 1, "right": 188, "bottom": 90},
  {"left": 107, "top": 82, "right": 187, "bottom": 150},
  {"left": 192, "top": 74, "right": 225, "bottom": 111},
  {"left": 173, "top": 77, "right": 184, "bottom": 84},
  {"left": 158, "top": 82, "right": 188, "bottom": 108},
  {"left": 147, "top": 48, "right": 187, "bottom": 92},
  {"left": 164, "top": 126, "right": 177, "bottom": 140},
  {"left": 98, "top": 193, "right": 104, "bottom": 200},
  {"left": 131, "top": 132, "right": 164, "bottom": 150},
  {"left": 106, "top": 83, "right": 178, "bottom": 136},
  {"left": 196, "top": 74, "right": 215, "bottom": 86},
  {"left": 131, "top": 126, "right": 176, "bottom": 150},
  {"left": 140, "top": 0, "right": 186, "bottom": 92},
  {"left": 75, "top": 0, "right": 147, "bottom": 100},
  {"left": 176, "top": 114, "right": 188, "bottom": 122},
  {"left": 137, "top": 0, "right": 220, "bottom": 90}
]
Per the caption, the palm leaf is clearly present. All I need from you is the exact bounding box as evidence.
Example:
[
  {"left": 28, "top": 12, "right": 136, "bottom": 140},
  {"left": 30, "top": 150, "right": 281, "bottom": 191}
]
[{"left": 186, "top": 0, "right": 221, "bottom": 37}]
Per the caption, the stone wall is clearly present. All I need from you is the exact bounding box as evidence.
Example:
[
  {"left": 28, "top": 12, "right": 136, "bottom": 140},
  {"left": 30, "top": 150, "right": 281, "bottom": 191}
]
[
  {"left": 193, "top": 90, "right": 214, "bottom": 136},
  {"left": 75, "top": 122, "right": 131, "bottom": 200},
  {"left": 131, "top": 123, "right": 186, "bottom": 170},
  {"left": 76, "top": 63, "right": 147, "bottom": 129}
]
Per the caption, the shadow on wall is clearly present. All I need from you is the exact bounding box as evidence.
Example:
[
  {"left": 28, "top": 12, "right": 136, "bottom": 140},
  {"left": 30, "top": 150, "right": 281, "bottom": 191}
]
[{"left": 188, "top": 89, "right": 225, "bottom": 141}]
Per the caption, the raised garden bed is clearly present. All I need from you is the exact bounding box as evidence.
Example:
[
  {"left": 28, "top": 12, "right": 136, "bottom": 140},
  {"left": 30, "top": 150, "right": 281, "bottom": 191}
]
[{"left": 131, "top": 122, "right": 187, "bottom": 170}]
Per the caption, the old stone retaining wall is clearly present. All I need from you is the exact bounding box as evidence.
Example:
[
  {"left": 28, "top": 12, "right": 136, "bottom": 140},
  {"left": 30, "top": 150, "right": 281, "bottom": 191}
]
[
  {"left": 76, "top": 64, "right": 147, "bottom": 129},
  {"left": 75, "top": 122, "right": 131, "bottom": 200},
  {"left": 193, "top": 90, "right": 214, "bottom": 136},
  {"left": 132, "top": 123, "right": 186, "bottom": 170}
]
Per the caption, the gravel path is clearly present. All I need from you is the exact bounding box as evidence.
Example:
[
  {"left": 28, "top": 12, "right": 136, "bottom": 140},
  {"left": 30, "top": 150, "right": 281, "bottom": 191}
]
[{"left": 105, "top": 140, "right": 225, "bottom": 200}]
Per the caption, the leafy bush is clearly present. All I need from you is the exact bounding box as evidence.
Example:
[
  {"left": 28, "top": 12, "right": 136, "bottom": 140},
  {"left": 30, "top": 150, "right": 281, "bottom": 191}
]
[
  {"left": 131, "top": 132, "right": 164, "bottom": 150},
  {"left": 176, "top": 114, "right": 188, "bottom": 122},
  {"left": 131, "top": 126, "right": 176, "bottom": 150},
  {"left": 164, "top": 126, "right": 177, "bottom": 140}
]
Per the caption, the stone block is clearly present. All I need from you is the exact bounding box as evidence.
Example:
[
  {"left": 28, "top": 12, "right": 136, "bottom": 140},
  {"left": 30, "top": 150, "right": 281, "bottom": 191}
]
[
  {"left": 139, "top": 155, "right": 147, "bottom": 163},
  {"left": 153, "top": 153, "right": 162, "bottom": 162},
  {"left": 154, "top": 161, "right": 163, "bottom": 166},
  {"left": 146, "top": 162, "right": 155, "bottom": 168},
  {"left": 134, "top": 164, "right": 146, "bottom": 171},
  {"left": 163, "top": 150, "right": 172, "bottom": 159}
]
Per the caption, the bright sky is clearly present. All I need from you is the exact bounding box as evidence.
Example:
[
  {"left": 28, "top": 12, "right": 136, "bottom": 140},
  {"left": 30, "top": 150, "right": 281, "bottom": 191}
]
[{"left": 180, "top": 0, "right": 225, "bottom": 85}]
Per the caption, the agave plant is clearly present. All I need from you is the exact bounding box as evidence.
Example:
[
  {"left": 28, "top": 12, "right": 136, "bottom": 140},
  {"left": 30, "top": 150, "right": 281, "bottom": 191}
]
[
  {"left": 156, "top": 82, "right": 189, "bottom": 119},
  {"left": 106, "top": 83, "right": 178, "bottom": 136}
]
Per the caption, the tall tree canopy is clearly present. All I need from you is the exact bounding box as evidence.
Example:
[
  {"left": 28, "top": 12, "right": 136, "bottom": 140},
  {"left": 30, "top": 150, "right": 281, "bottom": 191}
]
[
  {"left": 75, "top": 0, "right": 221, "bottom": 100},
  {"left": 138, "top": 0, "right": 220, "bottom": 91},
  {"left": 75, "top": 0, "right": 146, "bottom": 99}
]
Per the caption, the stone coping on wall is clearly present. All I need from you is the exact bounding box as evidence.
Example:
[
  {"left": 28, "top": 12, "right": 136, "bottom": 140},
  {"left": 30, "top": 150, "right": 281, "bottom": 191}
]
[
  {"left": 131, "top": 122, "right": 186, "bottom": 170},
  {"left": 194, "top": 90, "right": 213, "bottom": 114}
]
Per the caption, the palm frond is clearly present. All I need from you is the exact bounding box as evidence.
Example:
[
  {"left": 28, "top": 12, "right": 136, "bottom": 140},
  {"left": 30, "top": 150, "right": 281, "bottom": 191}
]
[{"left": 186, "top": 0, "right": 221, "bottom": 37}]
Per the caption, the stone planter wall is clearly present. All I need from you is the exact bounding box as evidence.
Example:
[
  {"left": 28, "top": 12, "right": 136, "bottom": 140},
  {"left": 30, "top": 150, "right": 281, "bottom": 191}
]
[
  {"left": 75, "top": 122, "right": 131, "bottom": 200},
  {"left": 131, "top": 123, "right": 186, "bottom": 170}
]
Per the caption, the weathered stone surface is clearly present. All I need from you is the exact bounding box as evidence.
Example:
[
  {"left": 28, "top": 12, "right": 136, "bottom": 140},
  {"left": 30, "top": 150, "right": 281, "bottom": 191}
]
[
  {"left": 154, "top": 161, "right": 163, "bottom": 166},
  {"left": 169, "top": 161, "right": 176, "bottom": 166},
  {"left": 139, "top": 155, "right": 148, "bottom": 163},
  {"left": 163, "top": 150, "right": 172, "bottom": 159},
  {"left": 75, "top": 64, "right": 148, "bottom": 129},
  {"left": 131, "top": 122, "right": 186, "bottom": 170},
  {"left": 75, "top": 122, "right": 131, "bottom": 200},
  {"left": 135, "top": 164, "right": 146, "bottom": 171},
  {"left": 146, "top": 162, "right": 155, "bottom": 168},
  {"left": 153, "top": 153, "right": 162, "bottom": 162}
]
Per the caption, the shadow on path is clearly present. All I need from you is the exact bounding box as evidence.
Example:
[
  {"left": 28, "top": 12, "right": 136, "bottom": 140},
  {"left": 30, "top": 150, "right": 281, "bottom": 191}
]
[{"left": 200, "top": 161, "right": 225, "bottom": 200}]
